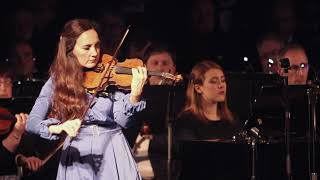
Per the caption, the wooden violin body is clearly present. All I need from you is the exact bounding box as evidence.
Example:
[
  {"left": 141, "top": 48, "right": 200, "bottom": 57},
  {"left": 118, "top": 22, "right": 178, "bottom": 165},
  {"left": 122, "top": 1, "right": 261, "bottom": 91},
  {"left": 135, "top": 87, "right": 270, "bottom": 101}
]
[
  {"left": 0, "top": 107, "right": 16, "bottom": 135},
  {"left": 83, "top": 54, "right": 177, "bottom": 92}
]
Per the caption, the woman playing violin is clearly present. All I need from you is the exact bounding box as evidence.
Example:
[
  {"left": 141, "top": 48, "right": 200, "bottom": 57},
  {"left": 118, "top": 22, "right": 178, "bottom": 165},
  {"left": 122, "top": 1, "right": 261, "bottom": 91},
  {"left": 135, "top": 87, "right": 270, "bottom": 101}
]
[{"left": 26, "top": 18, "right": 148, "bottom": 180}]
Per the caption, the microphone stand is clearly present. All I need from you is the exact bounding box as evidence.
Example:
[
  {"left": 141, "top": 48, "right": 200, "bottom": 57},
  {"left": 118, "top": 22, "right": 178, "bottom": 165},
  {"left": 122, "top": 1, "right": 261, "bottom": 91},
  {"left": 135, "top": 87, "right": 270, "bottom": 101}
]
[
  {"left": 279, "top": 58, "right": 292, "bottom": 180},
  {"left": 166, "top": 83, "right": 176, "bottom": 180},
  {"left": 243, "top": 58, "right": 259, "bottom": 180},
  {"left": 308, "top": 64, "right": 319, "bottom": 180},
  {"left": 243, "top": 59, "right": 255, "bottom": 128},
  {"left": 307, "top": 85, "right": 318, "bottom": 180},
  {"left": 282, "top": 74, "right": 292, "bottom": 180},
  {"left": 250, "top": 129, "right": 258, "bottom": 180}
]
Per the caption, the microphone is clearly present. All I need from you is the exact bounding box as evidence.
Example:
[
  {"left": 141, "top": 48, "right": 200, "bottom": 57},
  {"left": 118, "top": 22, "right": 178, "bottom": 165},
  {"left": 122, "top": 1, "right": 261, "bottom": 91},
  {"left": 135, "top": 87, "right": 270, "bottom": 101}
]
[{"left": 279, "top": 58, "right": 290, "bottom": 73}]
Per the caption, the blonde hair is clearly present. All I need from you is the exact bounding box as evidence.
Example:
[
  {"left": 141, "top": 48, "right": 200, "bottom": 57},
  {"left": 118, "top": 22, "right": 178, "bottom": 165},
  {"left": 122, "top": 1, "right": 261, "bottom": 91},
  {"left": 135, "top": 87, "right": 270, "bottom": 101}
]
[{"left": 182, "top": 60, "right": 234, "bottom": 123}]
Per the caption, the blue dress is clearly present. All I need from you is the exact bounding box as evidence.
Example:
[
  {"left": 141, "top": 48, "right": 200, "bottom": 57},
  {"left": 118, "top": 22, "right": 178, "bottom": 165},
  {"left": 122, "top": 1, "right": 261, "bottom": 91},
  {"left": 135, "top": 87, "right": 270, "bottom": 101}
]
[{"left": 26, "top": 78, "right": 146, "bottom": 180}]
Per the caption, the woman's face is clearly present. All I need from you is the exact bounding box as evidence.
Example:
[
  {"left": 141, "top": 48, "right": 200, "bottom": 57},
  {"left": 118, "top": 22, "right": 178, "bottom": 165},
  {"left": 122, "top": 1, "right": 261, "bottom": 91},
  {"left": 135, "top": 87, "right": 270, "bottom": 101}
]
[
  {"left": 73, "top": 29, "right": 100, "bottom": 68},
  {"left": 195, "top": 68, "right": 226, "bottom": 103}
]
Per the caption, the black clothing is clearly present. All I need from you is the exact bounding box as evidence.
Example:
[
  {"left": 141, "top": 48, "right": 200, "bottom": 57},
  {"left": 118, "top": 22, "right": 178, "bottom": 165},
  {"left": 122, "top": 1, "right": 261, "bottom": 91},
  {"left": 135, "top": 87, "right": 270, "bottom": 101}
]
[
  {"left": 0, "top": 138, "right": 16, "bottom": 175},
  {"left": 175, "top": 112, "right": 244, "bottom": 180},
  {"left": 175, "top": 112, "right": 240, "bottom": 141}
]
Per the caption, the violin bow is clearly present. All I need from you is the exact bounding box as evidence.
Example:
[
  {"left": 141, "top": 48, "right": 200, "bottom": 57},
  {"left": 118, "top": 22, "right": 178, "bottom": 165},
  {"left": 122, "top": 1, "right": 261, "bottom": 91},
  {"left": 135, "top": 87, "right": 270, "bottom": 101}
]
[{"left": 41, "top": 25, "right": 131, "bottom": 165}]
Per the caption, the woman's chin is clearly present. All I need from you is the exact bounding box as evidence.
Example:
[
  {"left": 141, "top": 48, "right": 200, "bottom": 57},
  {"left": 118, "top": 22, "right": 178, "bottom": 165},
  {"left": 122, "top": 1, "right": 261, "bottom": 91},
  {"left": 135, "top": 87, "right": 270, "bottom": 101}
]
[{"left": 84, "top": 63, "right": 98, "bottom": 69}]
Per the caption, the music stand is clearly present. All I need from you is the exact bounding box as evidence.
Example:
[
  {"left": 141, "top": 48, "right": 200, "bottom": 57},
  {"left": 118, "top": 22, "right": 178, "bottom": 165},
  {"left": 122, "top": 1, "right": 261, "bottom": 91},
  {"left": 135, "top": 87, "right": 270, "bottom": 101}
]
[
  {"left": 1, "top": 79, "right": 45, "bottom": 114},
  {"left": 254, "top": 82, "right": 317, "bottom": 180},
  {"left": 12, "top": 79, "right": 45, "bottom": 99},
  {"left": 226, "top": 72, "right": 282, "bottom": 128},
  {"left": 178, "top": 140, "right": 250, "bottom": 180},
  {"left": 254, "top": 85, "right": 310, "bottom": 138},
  {"left": 226, "top": 72, "right": 282, "bottom": 180}
]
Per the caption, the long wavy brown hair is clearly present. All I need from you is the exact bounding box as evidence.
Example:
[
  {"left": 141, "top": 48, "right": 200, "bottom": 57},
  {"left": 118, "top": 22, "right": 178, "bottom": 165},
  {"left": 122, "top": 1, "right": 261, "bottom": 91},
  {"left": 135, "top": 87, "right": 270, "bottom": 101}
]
[
  {"left": 182, "top": 60, "right": 234, "bottom": 124},
  {"left": 48, "top": 19, "right": 100, "bottom": 122}
]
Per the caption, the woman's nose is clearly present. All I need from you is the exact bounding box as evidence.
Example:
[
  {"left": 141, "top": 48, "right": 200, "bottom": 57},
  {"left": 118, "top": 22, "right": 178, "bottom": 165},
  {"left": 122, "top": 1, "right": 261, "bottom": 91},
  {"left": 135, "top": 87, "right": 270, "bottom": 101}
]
[
  {"left": 217, "top": 81, "right": 225, "bottom": 88},
  {"left": 91, "top": 47, "right": 99, "bottom": 56}
]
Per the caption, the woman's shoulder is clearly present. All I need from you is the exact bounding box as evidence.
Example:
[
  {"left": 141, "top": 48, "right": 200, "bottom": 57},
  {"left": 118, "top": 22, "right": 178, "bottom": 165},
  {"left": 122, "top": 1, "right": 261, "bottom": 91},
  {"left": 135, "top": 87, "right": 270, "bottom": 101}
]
[
  {"left": 33, "top": 77, "right": 55, "bottom": 97},
  {"left": 43, "top": 77, "right": 54, "bottom": 89},
  {"left": 177, "top": 111, "right": 196, "bottom": 121},
  {"left": 176, "top": 111, "right": 200, "bottom": 126}
]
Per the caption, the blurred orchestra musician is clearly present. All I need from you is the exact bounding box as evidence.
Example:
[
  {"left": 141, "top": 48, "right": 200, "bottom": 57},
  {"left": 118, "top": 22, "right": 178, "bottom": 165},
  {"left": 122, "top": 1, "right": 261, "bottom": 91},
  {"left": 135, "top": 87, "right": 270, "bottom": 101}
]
[
  {"left": 126, "top": 43, "right": 183, "bottom": 180},
  {"left": 174, "top": 60, "right": 243, "bottom": 180},
  {"left": 277, "top": 43, "right": 309, "bottom": 85},
  {"left": 124, "top": 43, "right": 181, "bottom": 146},
  {"left": 144, "top": 43, "right": 182, "bottom": 85},
  {"left": 275, "top": 43, "right": 310, "bottom": 139},
  {"left": 0, "top": 61, "right": 14, "bottom": 100},
  {"left": 7, "top": 40, "right": 46, "bottom": 114},
  {"left": 175, "top": 60, "right": 239, "bottom": 141},
  {"left": 0, "top": 61, "right": 19, "bottom": 112},
  {"left": 0, "top": 112, "right": 43, "bottom": 179},
  {"left": 10, "top": 40, "right": 42, "bottom": 81},
  {"left": 0, "top": 61, "right": 59, "bottom": 180},
  {"left": 252, "top": 44, "right": 311, "bottom": 140},
  {"left": 256, "top": 33, "right": 284, "bottom": 74},
  {"left": 0, "top": 62, "right": 43, "bottom": 179}
]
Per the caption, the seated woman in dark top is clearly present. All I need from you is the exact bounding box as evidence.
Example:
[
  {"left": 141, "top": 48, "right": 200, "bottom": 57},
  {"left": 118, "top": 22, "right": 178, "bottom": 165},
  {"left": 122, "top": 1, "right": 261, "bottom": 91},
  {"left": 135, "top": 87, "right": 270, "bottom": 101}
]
[{"left": 175, "top": 60, "right": 239, "bottom": 141}]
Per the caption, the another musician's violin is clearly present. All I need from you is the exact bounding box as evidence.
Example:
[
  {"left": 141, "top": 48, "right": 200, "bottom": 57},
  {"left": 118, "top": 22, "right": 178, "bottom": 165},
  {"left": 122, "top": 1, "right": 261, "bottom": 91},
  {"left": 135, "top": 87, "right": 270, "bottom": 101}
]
[
  {"left": 83, "top": 54, "right": 178, "bottom": 92},
  {"left": 0, "top": 107, "right": 16, "bottom": 135}
]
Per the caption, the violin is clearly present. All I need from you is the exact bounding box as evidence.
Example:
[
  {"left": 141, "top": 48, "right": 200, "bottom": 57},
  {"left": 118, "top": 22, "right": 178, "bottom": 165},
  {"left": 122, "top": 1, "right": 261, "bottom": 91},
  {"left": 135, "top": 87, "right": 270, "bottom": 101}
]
[
  {"left": 83, "top": 54, "right": 178, "bottom": 92},
  {"left": 0, "top": 107, "right": 16, "bottom": 135}
]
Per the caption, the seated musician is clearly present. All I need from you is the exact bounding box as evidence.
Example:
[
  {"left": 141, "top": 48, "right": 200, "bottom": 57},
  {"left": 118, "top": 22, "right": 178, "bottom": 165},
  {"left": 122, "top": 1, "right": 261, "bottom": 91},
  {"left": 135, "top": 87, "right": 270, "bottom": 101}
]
[
  {"left": 124, "top": 42, "right": 182, "bottom": 180},
  {"left": 124, "top": 42, "right": 181, "bottom": 146},
  {"left": 256, "top": 32, "right": 284, "bottom": 74},
  {"left": 144, "top": 42, "right": 182, "bottom": 85},
  {"left": 0, "top": 61, "right": 14, "bottom": 100},
  {"left": 0, "top": 63, "right": 43, "bottom": 178},
  {"left": 271, "top": 44, "right": 310, "bottom": 138},
  {"left": 277, "top": 43, "right": 309, "bottom": 85},
  {"left": 175, "top": 60, "right": 240, "bottom": 141}
]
